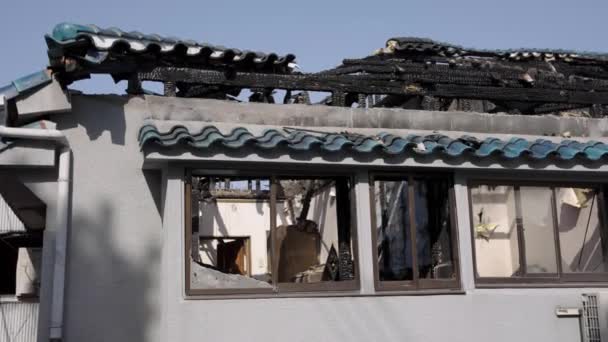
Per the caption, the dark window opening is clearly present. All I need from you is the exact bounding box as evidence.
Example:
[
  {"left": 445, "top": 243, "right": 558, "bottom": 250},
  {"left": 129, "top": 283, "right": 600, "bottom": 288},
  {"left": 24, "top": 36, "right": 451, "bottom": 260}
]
[
  {"left": 0, "top": 232, "right": 42, "bottom": 298},
  {"left": 372, "top": 174, "right": 459, "bottom": 290},
  {"left": 199, "top": 237, "right": 251, "bottom": 276}
]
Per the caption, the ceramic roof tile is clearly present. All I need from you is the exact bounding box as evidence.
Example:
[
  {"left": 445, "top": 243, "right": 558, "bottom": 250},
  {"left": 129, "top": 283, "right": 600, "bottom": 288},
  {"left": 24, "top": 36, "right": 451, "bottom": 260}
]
[
  {"left": 46, "top": 22, "right": 296, "bottom": 69},
  {"left": 379, "top": 37, "right": 608, "bottom": 62},
  {"left": 138, "top": 124, "right": 608, "bottom": 163}
]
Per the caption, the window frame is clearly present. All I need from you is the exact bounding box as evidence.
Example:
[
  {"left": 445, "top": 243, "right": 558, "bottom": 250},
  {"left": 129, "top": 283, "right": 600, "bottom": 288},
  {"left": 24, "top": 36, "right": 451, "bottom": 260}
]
[
  {"left": 369, "top": 172, "right": 461, "bottom": 292},
  {"left": 184, "top": 169, "right": 360, "bottom": 297},
  {"left": 468, "top": 179, "right": 608, "bottom": 287}
]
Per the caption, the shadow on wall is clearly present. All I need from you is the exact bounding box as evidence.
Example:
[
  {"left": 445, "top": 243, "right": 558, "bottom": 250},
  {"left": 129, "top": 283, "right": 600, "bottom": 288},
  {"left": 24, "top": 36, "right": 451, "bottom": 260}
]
[
  {"left": 64, "top": 200, "right": 160, "bottom": 342},
  {"left": 57, "top": 95, "right": 127, "bottom": 146}
]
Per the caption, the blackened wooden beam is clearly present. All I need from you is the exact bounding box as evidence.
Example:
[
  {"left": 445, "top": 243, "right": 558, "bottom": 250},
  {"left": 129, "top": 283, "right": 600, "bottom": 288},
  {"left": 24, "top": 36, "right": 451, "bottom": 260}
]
[
  {"left": 138, "top": 67, "right": 405, "bottom": 94},
  {"left": 433, "top": 84, "right": 608, "bottom": 104},
  {"left": 136, "top": 67, "right": 608, "bottom": 105},
  {"left": 126, "top": 76, "right": 143, "bottom": 95},
  {"left": 330, "top": 60, "right": 608, "bottom": 92},
  {"left": 332, "top": 91, "right": 346, "bottom": 106},
  {"left": 164, "top": 81, "right": 177, "bottom": 97}
]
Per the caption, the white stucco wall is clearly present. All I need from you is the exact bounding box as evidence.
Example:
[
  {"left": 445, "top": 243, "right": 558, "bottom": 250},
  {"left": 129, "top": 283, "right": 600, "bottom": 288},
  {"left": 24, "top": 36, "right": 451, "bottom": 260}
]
[
  {"left": 21, "top": 94, "right": 608, "bottom": 342},
  {"left": 27, "top": 95, "right": 164, "bottom": 342},
  {"left": 162, "top": 166, "right": 594, "bottom": 342}
]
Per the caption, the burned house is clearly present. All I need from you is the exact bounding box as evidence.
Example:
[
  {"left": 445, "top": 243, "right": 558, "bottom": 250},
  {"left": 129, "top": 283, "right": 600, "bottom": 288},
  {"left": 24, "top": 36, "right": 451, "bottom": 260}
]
[{"left": 1, "top": 22, "right": 608, "bottom": 341}]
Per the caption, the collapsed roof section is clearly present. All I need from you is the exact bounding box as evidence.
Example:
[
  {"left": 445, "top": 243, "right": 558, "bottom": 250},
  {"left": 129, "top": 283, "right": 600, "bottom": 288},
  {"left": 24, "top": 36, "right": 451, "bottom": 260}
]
[
  {"left": 323, "top": 37, "right": 608, "bottom": 115},
  {"left": 376, "top": 37, "right": 608, "bottom": 62},
  {"left": 45, "top": 23, "right": 608, "bottom": 116}
]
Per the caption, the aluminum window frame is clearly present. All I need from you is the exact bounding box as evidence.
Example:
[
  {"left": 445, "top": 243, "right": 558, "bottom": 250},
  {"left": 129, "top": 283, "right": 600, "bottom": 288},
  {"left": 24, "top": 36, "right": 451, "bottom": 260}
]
[
  {"left": 369, "top": 172, "right": 462, "bottom": 292},
  {"left": 468, "top": 179, "right": 608, "bottom": 287},
  {"left": 184, "top": 168, "right": 360, "bottom": 297}
]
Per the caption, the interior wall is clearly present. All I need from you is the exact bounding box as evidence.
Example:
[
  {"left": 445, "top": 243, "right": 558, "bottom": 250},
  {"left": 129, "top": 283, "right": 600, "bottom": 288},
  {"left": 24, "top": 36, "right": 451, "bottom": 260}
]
[
  {"left": 303, "top": 187, "right": 339, "bottom": 264},
  {"left": 556, "top": 188, "right": 604, "bottom": 272},
  {"left": 471, "top": 186, "right": 518, "bottom": 277},
  {"left": 198, "top": 189, "right": 340, "bottom": 277},
  {"left": 199, "top": 200, "right": 284, "bottom": 276},
  {"left": 519, "top": 187, "right": 558, "bottom": 273}
]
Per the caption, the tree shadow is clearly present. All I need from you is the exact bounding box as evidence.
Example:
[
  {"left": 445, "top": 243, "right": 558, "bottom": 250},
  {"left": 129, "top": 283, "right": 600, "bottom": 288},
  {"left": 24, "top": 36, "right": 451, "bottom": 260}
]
[{"left": 63, "top": 200, "right": 161, "bottom": 342}]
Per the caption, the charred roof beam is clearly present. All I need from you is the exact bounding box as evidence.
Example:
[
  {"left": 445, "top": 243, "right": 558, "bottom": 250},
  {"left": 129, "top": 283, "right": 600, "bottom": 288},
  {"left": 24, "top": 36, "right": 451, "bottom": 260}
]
[{"left": 133, "top": 67, "right": 608, "bottom": 106}]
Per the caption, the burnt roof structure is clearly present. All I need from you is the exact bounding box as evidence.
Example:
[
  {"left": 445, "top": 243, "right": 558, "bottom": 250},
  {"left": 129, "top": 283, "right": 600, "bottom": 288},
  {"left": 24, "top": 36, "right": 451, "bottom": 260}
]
[
  {"left": 45, "top": 23, "right": 608, "bottom": 116},
  {"left": 46, "top": 23, "right": 296, "bottom": 97}
]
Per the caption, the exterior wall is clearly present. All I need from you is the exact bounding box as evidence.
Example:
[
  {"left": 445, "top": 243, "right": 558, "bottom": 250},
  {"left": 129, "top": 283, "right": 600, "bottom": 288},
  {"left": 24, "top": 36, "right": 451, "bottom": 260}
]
[
  {"left": 162, "top": 167, "right": 593, "bottom": 342},
  {"left": 29, "top": 95, "right": 163, "bottom": 342},
  {"left": 0, "top": 301, "right": 39, "bottom": 342},
  {"left": 19, "top": 94, "right": 608, "bottom": 342}
]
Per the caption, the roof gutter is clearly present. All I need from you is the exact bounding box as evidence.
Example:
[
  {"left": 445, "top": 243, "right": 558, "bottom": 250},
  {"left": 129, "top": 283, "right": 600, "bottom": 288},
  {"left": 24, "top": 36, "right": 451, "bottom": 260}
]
[{"left": 0, "top": 123, "right": 71, "bottom": 342}]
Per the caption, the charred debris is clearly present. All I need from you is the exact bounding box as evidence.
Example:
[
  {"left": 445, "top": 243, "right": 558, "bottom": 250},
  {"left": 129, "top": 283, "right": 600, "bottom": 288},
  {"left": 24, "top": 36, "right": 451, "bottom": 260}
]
[{"left": 46, "top": 23, "right": 608, "bottom": 116}]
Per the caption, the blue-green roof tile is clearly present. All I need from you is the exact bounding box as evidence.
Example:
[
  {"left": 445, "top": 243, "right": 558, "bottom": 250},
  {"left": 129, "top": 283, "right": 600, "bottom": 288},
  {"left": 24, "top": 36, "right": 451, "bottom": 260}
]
[{"left": 138, "top": 124, "right": 608, "bottom": 163}]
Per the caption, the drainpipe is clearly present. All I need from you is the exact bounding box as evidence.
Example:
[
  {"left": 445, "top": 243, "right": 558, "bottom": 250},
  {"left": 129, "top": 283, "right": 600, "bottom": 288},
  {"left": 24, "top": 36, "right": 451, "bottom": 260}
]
[
  {"left": 0, "top": 125, "right": 71, "bottom": 342},
  {"left": 49, "top": 147, "right": 70, "bottom": 342}
]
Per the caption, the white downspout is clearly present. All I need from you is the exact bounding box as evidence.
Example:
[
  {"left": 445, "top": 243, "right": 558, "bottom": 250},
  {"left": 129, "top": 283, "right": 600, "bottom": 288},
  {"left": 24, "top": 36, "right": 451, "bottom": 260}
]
[
  {"left": 49, "top": 147, "right": 70, "bottom": 341},
  {"left": 0, "top": 125, "right": 71, "bottom": 342}
]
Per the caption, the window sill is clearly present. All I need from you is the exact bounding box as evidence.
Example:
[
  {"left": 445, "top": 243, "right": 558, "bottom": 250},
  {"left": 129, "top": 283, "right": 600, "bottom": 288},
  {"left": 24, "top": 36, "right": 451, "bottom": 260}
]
[
  {"left": 183, "top": 288, "right": 466, "bottom": 300},
  {"left": 476, "top": 282, "right": 608, "bottom": 289},
  {"left": 0, "top": 295, "right": 18, "bottom": 303}
]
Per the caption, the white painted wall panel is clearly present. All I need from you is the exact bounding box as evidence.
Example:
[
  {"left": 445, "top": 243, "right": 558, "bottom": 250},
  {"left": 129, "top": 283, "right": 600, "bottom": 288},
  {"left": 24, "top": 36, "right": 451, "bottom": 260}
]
[{"left": 0, "top": 302, "right": 38, "bottom": 342}]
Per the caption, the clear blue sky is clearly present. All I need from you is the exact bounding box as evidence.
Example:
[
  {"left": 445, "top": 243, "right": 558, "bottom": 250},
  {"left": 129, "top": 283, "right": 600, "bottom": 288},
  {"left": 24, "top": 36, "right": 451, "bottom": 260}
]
[{"left": 1, "top": 0, "right": 607, "bottom": 94}]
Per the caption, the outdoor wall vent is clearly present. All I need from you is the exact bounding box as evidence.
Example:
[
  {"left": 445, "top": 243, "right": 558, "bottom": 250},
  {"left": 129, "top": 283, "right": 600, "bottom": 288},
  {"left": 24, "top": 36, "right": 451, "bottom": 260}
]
[{"left": 582, "top": 293, "right": 602, "bottom": 342}]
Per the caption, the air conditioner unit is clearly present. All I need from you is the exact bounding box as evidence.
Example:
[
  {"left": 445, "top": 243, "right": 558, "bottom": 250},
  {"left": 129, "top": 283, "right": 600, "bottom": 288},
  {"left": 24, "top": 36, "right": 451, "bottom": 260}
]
[{"left": 583, "top": 293, "right": 608, "bottom": 342}]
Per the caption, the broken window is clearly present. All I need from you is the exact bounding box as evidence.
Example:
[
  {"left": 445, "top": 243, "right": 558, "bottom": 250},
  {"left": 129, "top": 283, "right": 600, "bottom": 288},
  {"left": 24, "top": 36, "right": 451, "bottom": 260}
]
[
  {"left": 470, "top": 182, "right": 608, "bottom": 284},
  {"left": 372, "top": 174, "right": 459, "bottom": 290},
  {"left": 199, "top": 237, "right": 251, "bottom": 276},
  {"left": 186, "top": 173, "right": 357, "bottom": 295},
  {"left": 188, "top": 176, "right": 273, "bottom": 292}
]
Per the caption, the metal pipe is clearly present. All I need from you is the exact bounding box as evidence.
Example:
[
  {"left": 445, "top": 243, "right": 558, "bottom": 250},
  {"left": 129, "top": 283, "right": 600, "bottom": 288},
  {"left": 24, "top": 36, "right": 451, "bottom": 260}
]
[
  {"left": 49, "top": 147, "right": 70, "bottom": 341},
  {"left": 0, "top": 126, "right": 68, "bottom": 146},
  {"left": 0, "top": 123, "right": 70, "bottom": 341}
]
